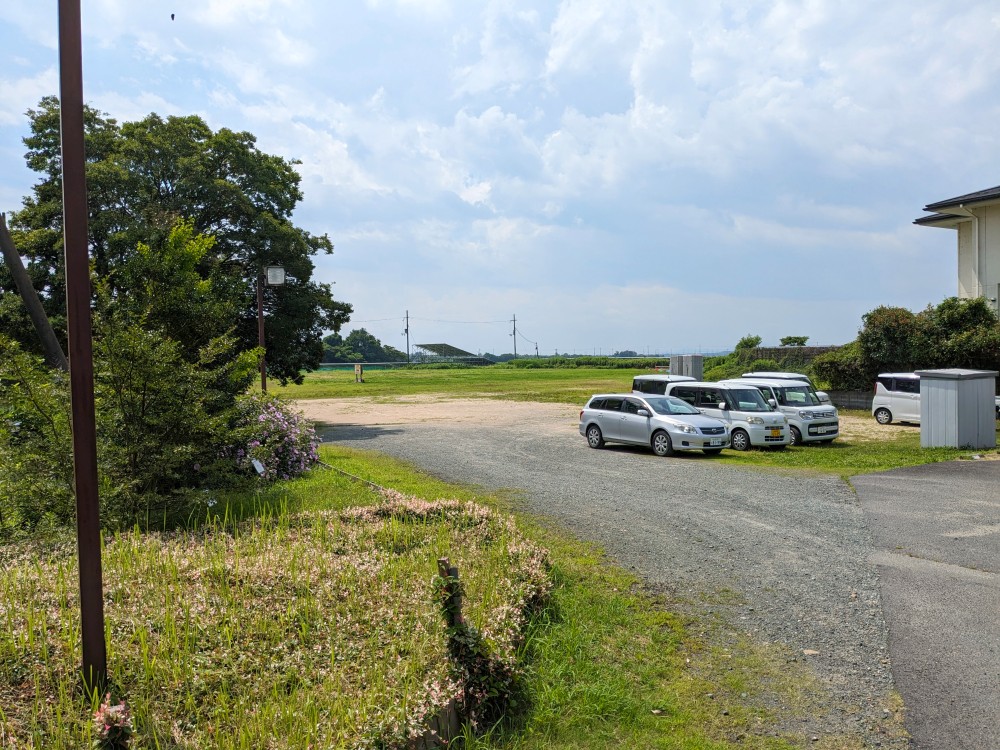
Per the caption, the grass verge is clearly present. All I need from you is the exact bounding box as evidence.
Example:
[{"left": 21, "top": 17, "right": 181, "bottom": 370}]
[{"left": 0, "top": 446, "right": 906, "bottom": 748}]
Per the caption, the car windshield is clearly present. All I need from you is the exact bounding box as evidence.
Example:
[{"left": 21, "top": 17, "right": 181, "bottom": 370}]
[
  {"left": 645, "top": 396, "right": 701, "bottom": 416},
  {"left": 778, "top": 386, "right": 821, "bottom": 406},
  {"left": 727, "top": 388, "right": 771, "bottom": 412}
]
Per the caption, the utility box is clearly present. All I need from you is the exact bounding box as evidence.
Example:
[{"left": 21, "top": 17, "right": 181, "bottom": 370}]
[
  {"left": 915, "top": 368, "right": 998, "bottom": 449},
  {"left": 670, "top": 354, "right": 704, "bottom": 380}
]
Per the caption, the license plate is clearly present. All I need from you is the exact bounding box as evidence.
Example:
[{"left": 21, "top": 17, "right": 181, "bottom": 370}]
[
  {"left": 709, "top": 439, "right": 722, "bottom": 447},
  {"left": 817, "top": 426, "right": 834, "bottom": 434},
  {"left": 769, "top": 428, "right": 781, "bottom": 437}
]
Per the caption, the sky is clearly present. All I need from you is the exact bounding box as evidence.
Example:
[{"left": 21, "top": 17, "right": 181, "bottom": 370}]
[{"left": 2, "top": 1, "right": 999, "bottom": 357}]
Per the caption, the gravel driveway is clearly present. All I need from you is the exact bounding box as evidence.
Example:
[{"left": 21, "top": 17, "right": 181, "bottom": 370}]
[{"left": 301, "top": 397, "right": 907, "bottom": 746}]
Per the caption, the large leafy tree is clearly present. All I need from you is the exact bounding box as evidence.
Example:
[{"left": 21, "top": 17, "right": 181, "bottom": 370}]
[
  {"left": 813, "top": 297, "right": 1000, "bottom": 389},
  {"left": 1, "top": 96, "right": 351, "bottom": 383}
]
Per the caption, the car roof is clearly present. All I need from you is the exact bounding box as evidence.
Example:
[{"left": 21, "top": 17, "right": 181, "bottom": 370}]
[
  {"left": 878, "top": 372, "right": 919, "bottom": 378},
  {"left": 724, "top": 377, "right": 811, "bottom": 387},
  {"left": 665, "top": 381, "right": 765, "bottom": 390},
  {"left": 741, "top": 371, "right": 811, "bottom": 380},
  {"left": 632, "top": 374, "right": 696, "bottom": 381}
]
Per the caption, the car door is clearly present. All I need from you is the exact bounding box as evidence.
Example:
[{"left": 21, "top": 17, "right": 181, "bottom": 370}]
[
  {"left": 596, "top": 397, "right": 624, "bottom": 440},
  {"left": 619, "top": 398, "right": 652, "bottom": 444},
  {"left": 894, "top": 377, "right": 921, "bottom": 422}
]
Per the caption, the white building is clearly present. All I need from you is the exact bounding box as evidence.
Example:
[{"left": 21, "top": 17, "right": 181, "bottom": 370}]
[{"left": 915, "top": 185, "right": 1000, "bottom": 309}]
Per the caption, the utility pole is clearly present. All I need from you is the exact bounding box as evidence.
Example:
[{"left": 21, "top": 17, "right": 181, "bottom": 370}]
[
  {"left": 59, "top": 0, "right": 107, "bottom": 695},
  {"left": 511, "top": 313, "right": 517, "bottom": 359},
  {"left": 404, "top": 310, "right": 410, "bottom": 363},
  {"left": 535, "top": 343, "right": 539, "bottom": 358}
]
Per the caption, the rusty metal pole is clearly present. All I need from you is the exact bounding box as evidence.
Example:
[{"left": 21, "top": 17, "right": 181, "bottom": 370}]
[
  {"left": 58, "top": 0, "right": 107, "bottom": 694},
  {"left": 257, "top": 269, "right": 267, "bottom": 392}
]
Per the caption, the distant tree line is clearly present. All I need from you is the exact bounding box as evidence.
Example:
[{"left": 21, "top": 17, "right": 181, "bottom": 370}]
[{"left": 323, "top": 329, "right": 407, "bottom": 363}]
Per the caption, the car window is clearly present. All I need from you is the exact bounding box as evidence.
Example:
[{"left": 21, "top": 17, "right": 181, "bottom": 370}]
[
  {"left": 696, "top": 389, "right": 723, "bottom": 408},
  {"left": 895, "top": 378, "right": 919, "bottom": 394},
  {"left": 670, "top": 387, "right": 697, "bottom": 405},
  {"left": 726, "top": 388, "right": 770, "bottom": 411},
  {"left": 779, "top": 386, "right": 819, "bottom": 406},
  {"left": 623, "top": 399, "right": 642, "bottom": 414},
  {"left": 587, "top": 398, "right": 605, "bottom": 410},
  {"left": 646, "top": 396, "right": 701, "bottom": 415},
  {"left": 603, "top": 398, "right": 624, "bottom": 412}
]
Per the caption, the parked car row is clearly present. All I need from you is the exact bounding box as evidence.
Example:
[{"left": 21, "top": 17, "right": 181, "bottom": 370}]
[{"left": 579, "top": 371, "right": 838, "bottom": 456}]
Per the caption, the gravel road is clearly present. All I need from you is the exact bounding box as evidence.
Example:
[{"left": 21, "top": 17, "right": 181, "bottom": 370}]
[{"left": 304, "top": 398, "right": 907, "bottom": 746}]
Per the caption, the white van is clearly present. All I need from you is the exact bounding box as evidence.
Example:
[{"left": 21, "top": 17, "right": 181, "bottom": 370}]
[
  {"left": 726, "top": 378, "right": 839, "bottom": 445},
  {"left": 664, "top": 381, "right": 789, "bottom": 451},
  {"left": 872, "top": 372, "right": 1000, "bottom": 424},
  {"left": 871, "top": 373, "right": 921, "bottom": 424},
  {"left": 741, "top": 371, "right": 831, "bottom": 404},
  {"left": 631, "top": 373, "right": 695, "bottom": 396}
]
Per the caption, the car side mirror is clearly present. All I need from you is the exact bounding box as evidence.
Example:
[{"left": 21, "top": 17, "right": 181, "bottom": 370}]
[
  {"left": 717, "top": 402, "right": 728, "bottom": 410},
  {"left": 768, "top": 398, "right": 777, "bottom": 408},
  {"left": 637, "top": 409, "right": 650, "bottom": 417}
]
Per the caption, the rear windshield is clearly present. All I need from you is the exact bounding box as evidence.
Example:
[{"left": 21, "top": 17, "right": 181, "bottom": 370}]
[
  {"left": 725, "top": 388, "right": 771, "bottom": 412},
  {"left": 645, "top": 396, "right": 701, "bottom": 416}
]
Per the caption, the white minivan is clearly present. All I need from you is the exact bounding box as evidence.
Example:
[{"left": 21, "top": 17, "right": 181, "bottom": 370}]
[
  {"left": 664, "top": 381, "right": 789, "bottom": 451},
  {"left": 871, "top": 373, "right": 921, "bottom": 424},
  {"left": 741, "top": 371, "right": 831, "bottom": 404},
  {"left": 631, "top": 373, "right": 695, "bottom": 396},
  {"left": 726, "top": 378, "right": 839, "bottom": 445}
]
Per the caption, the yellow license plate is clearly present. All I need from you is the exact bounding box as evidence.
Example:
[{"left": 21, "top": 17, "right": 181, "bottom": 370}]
[{"left": 769, "top": 428, "right": 781, "bottom": 437}]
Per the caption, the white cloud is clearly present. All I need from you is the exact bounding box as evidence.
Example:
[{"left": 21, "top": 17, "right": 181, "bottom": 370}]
[{"left": 0, "top": 69, "right": 59, "bottom": 125}]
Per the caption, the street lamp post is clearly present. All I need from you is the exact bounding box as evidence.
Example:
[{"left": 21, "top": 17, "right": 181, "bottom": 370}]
[{"left": 257, "top": 265, "right": 285, "bottom": 392}]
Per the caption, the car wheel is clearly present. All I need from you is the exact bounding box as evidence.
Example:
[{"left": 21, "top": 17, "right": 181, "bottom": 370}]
[
  {"left": 874, "top": 408, "right": 892, "bottom": 425},
  {"left": 652, "top": 430, "right": 674, "bottom": 457},
  {"left": 730, "top": 429, "right": 751, "bottom": 451},
  {"left": 702, "top": 448, "right": 722, "bottom": 455},
  {"left": 586, "top": 425, "right": 605, "bottom": 448},
  {"left": 790, "top": 426, "right": 802, "bottom": 446}
]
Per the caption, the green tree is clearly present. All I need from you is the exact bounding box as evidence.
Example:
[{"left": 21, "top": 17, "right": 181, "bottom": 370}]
[
  {"left": 734, "top": 334, "right": 762, "bottom": 351},
  {"left": 2, "top": 97, "right": 351, "bottom": 383},
  {"left": 779, "top": 336, "right": 809, "bottom": 347},
  {"left": 322, "top": 329, "right": 407, "bottom": 362}
]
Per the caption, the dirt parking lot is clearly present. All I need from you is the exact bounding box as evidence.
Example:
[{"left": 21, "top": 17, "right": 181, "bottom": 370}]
[{"left": 297, "top": 395, "right": 916, "bottom": 442}]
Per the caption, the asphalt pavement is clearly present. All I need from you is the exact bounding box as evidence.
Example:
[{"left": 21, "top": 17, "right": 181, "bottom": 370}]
[{"left": 852, "top": 461, "right": 1000, "bottom": 750}]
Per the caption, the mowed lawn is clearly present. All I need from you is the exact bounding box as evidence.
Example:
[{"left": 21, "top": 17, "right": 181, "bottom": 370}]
[{"left": 278, "top": 366, "right": 644, "bottom": 404}]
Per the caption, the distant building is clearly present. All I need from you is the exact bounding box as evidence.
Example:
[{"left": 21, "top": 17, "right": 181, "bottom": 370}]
[{"left": 915, "top": 185, "right": 1000, "bottom": 310}]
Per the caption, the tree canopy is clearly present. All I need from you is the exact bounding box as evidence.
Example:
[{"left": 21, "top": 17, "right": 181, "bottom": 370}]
[
  {"left": 323, "top": 329, "right": 407, "bottom": 363},
  {"left": 812, "top": 297, "right": 1000, "bottom": 389},
  {"left": 0, "top": 97, "right": 351, "bottom": 383}
]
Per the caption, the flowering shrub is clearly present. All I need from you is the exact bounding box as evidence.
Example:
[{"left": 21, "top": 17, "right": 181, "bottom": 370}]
[
  {"left": 92, "top": 694, "right": 133, "bottom": 749},
  {"left": 231, "top": 394, "right": 320, "bottom": 480}
]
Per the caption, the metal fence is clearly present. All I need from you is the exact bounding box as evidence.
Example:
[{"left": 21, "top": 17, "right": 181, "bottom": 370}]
[{"left": 827, "top": 389, "right": 873, "bottom": 411}]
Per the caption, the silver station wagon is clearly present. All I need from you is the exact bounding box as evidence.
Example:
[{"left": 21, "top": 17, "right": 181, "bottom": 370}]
[{"left": 579, "top": 393, "right": 730, "bottom": 456}]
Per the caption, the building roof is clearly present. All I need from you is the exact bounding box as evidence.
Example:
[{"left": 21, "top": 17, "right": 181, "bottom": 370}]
[
  {"left": 914, "top": 184, "right": 1000, "bottom": 227},
  {"left": 923, "top": 185, "right": 1000, "bottom": 212},
  {"left": 414, "top": 343, "right": 478, "bottom": 357}
]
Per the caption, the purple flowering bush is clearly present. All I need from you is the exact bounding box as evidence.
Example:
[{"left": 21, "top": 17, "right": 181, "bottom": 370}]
[{"left": 230, "top": 394, "right": 320, "bottom": 481}]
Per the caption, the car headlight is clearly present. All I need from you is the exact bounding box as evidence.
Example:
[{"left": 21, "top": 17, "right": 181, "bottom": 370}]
[
  {"left": 746, "top": 416, "right": 764, "bottom": 425},
  {"left": 678, "top": 424, "right": 697, "bottom": 434},
  {"left": 798, "top": 411, "right": 814, "bottom": 420}
]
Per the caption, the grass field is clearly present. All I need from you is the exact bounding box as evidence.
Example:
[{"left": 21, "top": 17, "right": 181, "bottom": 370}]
[{"left": 277, "top": 366, "right": 645, "bottom": 404}]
